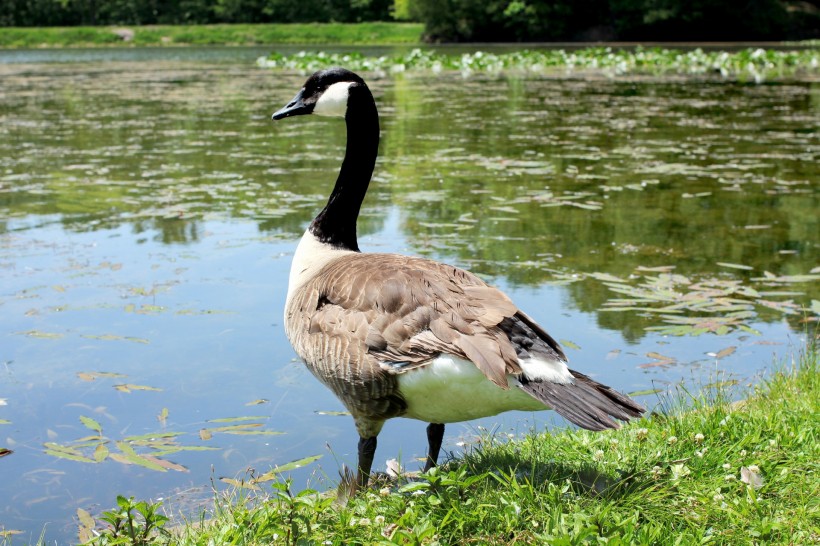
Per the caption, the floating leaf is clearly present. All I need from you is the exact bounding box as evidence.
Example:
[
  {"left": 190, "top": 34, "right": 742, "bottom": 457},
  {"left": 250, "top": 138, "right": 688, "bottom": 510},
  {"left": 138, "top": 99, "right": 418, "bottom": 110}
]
[
  {"left": 44, "top": 444, "right": 95, "bottom": 464},
  {"left": 18, "top": 330, "right": 64, "bottom": 339},
  {"left": 704, "top": 380, "right": 739, "bottom": 389},
  {"left": 0, "top": 448, "right": 13, "bottom": 458},
  {"left": 142, "top": 455, "right": 188, "bottom": 472},
  {"left": 0, "top": 419, "right": 10, "bottom": 425},
  {"left": 199, "top": 429, "right": 212, "bottom": 441},
  {"left": 113, "top": 442, "right": 166, "bottom": 472},
  {"left": 635, "top": 265, "right": 676, "bottom": 272},
  {"left": 712, "top": 346, "right": 737, "bottom": 359},
  {"left": 207, "top": 416, "right": 268, "bottom": 423},
  {"left": 627, "top": 388, "right": 663, "bottom": 397},
  {"left": 77, "top": 371, "right": 127, "bottom": 382},
  {"left": 114, "top": 383, "right": 162, "bottom": 393},
  {"left": 638, "top": 360, "right": 674, "bottom": 369},
  {"left": 93, "top": 444, "right": 109, "bottom": 462},
  {"left": 122, "top": 431, "right": 184, "bottom": 442},
  {"left": 157, "top": 407, "right": 169, "bottom": 425},
  {"left": 219, "top": 477, "right": 261, "bottom": 491},
  {"left": 646, "top": 351, "right": 675, "bottom": 362},
  {"left": 83, "top": 334, "right": 124, "bottom": 342},
  {"left": 79, "top": 416, "right": 102, "bottom": 434},
  {"left": 559, "top": 339, "right": 581, "bottom": 350},
  {"left": 245, "top": 399, "right": 269, "bottom": 406},
  {"left": 152, "top": 445, "right": 219, "bottom": 456},
  {"left": 716, "top": 262, "right": 753, "bottom": 271},
  {"left": 255, "top": 454, "right": 323, "bottom": 482},
  {"left": 77, "top": 508, "right": 95, "bottom": 543}
]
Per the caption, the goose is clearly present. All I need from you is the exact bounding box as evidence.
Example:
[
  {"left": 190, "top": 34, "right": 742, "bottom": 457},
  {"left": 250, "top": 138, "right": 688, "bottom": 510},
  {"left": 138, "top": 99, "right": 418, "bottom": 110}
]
[{"left": 272, "top": 68, "right": 645, "bottom": 494}]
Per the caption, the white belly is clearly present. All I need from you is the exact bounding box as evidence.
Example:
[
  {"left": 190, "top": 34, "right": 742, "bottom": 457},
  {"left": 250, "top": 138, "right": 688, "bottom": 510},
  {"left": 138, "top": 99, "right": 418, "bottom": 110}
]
[{"left": 397, "top": 356, "right": 549, "bottom": 424}]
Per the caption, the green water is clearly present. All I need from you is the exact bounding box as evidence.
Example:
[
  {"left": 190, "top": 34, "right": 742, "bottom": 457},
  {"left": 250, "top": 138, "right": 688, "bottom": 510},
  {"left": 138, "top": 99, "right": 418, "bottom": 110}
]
[{"left": 0, "top": 49, "right": 817, "bottom": 542}]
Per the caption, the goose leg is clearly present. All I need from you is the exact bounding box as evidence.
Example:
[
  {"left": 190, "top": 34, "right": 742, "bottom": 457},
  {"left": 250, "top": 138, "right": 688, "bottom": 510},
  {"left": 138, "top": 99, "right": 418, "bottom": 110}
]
[
  {"left": 356, "top": 435, "right": 378, "bottom": 490},
  {"left": 423, "top": 423, "right": 445, "bottom": 472}
]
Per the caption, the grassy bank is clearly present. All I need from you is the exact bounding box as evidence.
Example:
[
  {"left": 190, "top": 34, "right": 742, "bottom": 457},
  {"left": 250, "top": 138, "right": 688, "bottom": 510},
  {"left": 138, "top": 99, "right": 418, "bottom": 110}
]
[
  {"left": 0, "top": 23, "right": 424, "bottom": 48},
  {"left": 70, "top": 341, "right": 819, "bottom": 545}
]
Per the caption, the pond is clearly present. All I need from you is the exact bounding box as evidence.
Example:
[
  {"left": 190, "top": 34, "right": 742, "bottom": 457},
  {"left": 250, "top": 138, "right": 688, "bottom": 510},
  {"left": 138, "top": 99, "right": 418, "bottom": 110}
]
[{"left": 0, "top": 46, "right": 817, "bottom": 543}]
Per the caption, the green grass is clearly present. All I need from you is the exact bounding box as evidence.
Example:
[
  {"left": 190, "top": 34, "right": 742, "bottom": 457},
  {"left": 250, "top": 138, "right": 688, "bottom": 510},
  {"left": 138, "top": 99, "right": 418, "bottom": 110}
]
[
  {"left": 71, "top": 339, "right": 819, "bottom": 545},
  {"left": 0, "top": 23, "right": 424, "bottom": 48}
]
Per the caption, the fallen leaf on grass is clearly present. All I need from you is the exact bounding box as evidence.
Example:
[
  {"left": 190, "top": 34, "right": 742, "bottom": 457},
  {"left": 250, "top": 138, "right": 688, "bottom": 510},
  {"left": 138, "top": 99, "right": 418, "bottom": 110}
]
[{"left": 740, "top": 466, "right": 764, "bottom": 489}]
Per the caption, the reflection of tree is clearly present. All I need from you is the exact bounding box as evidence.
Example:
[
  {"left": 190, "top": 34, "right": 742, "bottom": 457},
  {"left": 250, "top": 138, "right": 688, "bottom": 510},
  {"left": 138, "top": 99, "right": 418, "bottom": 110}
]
[
  {"left": 1, "top": 70, "right": 816, "bottom": 339},
  {"left": 379, "top": 75, "right": 818, "bottom": 339}
]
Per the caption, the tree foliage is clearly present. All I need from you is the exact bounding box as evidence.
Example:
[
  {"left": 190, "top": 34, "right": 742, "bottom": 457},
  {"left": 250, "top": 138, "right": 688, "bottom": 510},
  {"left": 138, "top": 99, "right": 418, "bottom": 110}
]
[
  {"left": 411, "top": 0, "right": 819, "bottom": 42},
  {"left": 0, "top": 0, "right": 394, "bottom": 26},
  {"left": 0, "top": 0, "right": 816, "bottom": 41}
]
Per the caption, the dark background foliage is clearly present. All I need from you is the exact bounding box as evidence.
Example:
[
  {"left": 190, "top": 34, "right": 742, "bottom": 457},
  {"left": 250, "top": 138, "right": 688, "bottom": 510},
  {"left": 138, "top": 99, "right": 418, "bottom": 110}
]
[{"left": 0, "top": 0, "right": 817, "bottom": 41}]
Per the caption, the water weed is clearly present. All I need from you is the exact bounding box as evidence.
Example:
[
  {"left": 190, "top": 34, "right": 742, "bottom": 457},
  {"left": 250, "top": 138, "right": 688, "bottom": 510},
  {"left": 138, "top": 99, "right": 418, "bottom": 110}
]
[{"left": 259, "top": 46, "right": 820, "bottom": 82}]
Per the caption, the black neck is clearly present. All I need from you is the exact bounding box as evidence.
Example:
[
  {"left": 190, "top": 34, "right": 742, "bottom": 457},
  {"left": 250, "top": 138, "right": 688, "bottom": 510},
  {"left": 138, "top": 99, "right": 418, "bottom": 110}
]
[{"left": 309, "top": 83, "right": 379, "bottom": 251}]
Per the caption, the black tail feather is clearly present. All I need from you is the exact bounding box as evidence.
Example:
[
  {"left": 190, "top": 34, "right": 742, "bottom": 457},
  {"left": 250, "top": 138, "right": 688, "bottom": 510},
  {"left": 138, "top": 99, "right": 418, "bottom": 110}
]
[{"left": 518, "top": 369, "right": 645, "bottom": 431}]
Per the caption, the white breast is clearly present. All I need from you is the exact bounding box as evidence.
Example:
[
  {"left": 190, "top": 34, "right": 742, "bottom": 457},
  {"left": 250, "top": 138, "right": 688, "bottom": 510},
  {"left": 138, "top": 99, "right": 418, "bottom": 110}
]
[
  {"left": 397, "top": 355, "right": 561, "bottom": 424},
  {"left": 286, "top": 230, "right": 355, "bottom": 307}
]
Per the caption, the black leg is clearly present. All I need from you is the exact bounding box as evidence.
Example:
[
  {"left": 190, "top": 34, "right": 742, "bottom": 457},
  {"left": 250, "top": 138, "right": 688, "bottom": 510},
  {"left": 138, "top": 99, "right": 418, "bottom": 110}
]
[
  {"left": 423, "top": 423, "right": 445, "bottom": 472},
  {"left": 356, "top": 435, "right": 378, "bottom": 489}
]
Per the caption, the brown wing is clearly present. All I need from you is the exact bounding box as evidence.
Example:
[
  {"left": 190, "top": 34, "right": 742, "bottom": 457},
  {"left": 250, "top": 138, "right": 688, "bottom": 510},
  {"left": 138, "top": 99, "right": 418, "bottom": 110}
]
[{"left": 285, "top": 253, "right": 524, "bottom": 393}]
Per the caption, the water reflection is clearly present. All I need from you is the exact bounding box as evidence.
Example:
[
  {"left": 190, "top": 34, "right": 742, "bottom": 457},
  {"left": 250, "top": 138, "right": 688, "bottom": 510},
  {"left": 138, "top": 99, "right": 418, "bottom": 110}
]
[
  {"left": 2, "top": 62, "right": 815, "bottom": 327},
  {"left": 0, "top": 53, "right": 817, "bottom": 542}
]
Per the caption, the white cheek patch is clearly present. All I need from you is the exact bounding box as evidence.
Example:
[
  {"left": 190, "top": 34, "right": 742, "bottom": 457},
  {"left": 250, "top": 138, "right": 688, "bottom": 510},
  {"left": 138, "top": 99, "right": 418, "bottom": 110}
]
[{"left": 313, "top": 81, "right": 353, "bottom": 117}]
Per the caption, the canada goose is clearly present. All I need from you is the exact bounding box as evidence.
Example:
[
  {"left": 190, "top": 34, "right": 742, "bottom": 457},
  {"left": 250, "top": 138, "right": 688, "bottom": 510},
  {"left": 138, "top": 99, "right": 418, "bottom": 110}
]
[{"left": 273, "top": 68, "right": 645, "bottom": 493}]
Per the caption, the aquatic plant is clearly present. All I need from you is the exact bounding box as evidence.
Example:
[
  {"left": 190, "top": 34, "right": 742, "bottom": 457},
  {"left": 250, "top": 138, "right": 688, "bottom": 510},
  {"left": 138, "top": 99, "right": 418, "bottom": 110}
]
[{"left": 258, "top": 47, "right": 820, "bottom": 82}]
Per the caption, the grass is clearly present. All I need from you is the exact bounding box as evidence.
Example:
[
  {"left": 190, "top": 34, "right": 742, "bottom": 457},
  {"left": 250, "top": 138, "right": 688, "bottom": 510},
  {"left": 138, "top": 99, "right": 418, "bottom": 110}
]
[
  {"left": 68, "top": 338, "right": 819, "bottom": 545},
  {"left": 0, "top": 22, "right": 424, "bottom": 49},
  {"left": 259, "top": 47, "right": 820, "bottom": 82}
]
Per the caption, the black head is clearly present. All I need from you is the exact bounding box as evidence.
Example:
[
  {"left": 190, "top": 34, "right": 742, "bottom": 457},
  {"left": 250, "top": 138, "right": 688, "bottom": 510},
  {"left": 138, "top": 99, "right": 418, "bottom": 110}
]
[{"left": 272, "top": 68, "right": 367, "bottom": 121}]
